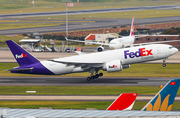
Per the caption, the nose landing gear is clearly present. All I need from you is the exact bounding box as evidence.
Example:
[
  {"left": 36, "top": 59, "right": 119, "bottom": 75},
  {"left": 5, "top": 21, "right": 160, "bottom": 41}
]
[{"left": 162, "top": 59, "right": 167, "bottom": 67}]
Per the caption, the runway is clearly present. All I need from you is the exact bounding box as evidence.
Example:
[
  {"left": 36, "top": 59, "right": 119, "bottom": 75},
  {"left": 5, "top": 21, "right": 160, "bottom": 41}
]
[
  {"left": 0, "top": 76, "right": 179, "bottom": 101},
  {"left": 0, "top": 77, "right": 179, "bottom": 101},
  {"left": 1, "top": 16, "right": 180, "bottom": 35},
  {"left": 0, "top": 77, "right": 176, "bottom": 86},
  {"left": 0, "top": 5, "right": 179, "bottom": 18}
]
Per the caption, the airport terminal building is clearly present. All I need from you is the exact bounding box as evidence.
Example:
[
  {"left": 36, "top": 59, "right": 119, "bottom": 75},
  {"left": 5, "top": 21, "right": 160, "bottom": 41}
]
[{"left": 135, "top": 28, "right": 180, "bottom": 49}]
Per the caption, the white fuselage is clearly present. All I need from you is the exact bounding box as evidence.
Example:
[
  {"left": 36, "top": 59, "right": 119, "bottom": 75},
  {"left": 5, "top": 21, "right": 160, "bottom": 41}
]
[
  {"left": 109, "top": 36, "right": 135, "bottom": 49},
  {"left": 41, "top": 44, "right": 178, "bottom": 75}
]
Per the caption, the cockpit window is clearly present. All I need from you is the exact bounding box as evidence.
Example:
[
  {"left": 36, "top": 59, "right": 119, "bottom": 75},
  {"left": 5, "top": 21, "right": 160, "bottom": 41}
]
[{"left": 169, "top": 46, "right": 174, "bottom": 49}]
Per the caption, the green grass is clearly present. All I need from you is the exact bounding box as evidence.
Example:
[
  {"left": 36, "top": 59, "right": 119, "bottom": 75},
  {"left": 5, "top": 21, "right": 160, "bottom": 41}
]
[
  {"left": 0, "top": 86, "right": 164, "bottom": 95},
  {"left": 8, "top": 9, "right": 179, "bottom": 30},
  {"left": 0, "top": 101, "right": 179, "bottom": 110},
  {"left": 0, "top": 36, "right": 22, "bottom": 47},
  {"left": 0, "top": 23, "right": 61, "bottom": 30},
  {"left": 133, "top": 102, "right": 180, "bottom": 110},
  {"left": 0, "top": 35, "right": 22, "bottom": 41},
  {"left": 1, "top": 63, "right": 180, "bottom": 77},
  {"left": 0, "top": 86, "right": 180, "bottom": 95},
  {"left": 0, "top": 0, "right": 180, "bottom": 14},
  {"left": 33, "top": 9, "right": 180, "bottom": 20},
  {"left": 0, "top": 1, "right": 180, "bottom": 30}
]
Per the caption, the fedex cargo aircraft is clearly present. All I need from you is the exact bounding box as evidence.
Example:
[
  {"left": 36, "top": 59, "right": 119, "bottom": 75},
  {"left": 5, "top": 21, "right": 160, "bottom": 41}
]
[{"left": 6, "top": 40, "right": 178, "bottom": 81}]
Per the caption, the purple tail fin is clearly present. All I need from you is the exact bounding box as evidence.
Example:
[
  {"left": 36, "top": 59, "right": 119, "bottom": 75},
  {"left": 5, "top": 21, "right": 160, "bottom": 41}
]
[{"left": 6, "top": 40, "right": 39, "bottom": 67}]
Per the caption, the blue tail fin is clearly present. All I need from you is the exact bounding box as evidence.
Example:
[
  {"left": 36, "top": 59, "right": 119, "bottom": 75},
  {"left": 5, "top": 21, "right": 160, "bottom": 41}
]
[
  {"left": 142, "top": 79, "right": 180, "bottom": 111},
  {"left": 6, "top": 40, "right": 39, "bottom": 67}
]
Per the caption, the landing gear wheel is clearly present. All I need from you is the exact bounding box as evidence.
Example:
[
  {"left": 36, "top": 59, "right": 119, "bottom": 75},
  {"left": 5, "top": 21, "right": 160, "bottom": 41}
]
[
  {"left": 162, "top": 59, "right": 166, "bottom": 67},
  {"left": 87, "top": 77, "right": 91, "bottom": 81},
  {"left": 162, "top": 64, "right": 166, "bottom": 67},
  {"left": 99, "top": 73, "right": 103, "bottom": 77},
  {"left": 91, "top": 75, "right": 95, "bottom": 80},
  {"left": 95, "top": 74, "right": 99, "bottom": 79}
]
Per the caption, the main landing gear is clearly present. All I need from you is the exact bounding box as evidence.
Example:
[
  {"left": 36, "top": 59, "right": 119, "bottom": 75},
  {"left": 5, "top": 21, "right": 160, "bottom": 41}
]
[
  {"left": 87, "top": 73, "right": 103, "bottom": 81},
  {"left": 87, "top": 68, "right": 103, "bottom": 81},
  {"left": 162, "top": 58, "right": 167, "bottom": 67}
]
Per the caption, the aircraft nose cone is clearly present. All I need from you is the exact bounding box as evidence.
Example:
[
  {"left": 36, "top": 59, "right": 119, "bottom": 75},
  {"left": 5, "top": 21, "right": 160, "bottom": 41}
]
[
  {"left": 175, "top": 48, "right": 178, "bottom": 53},
  {"left": 172, "top": 47, "right": 178, "bottom": 55}
]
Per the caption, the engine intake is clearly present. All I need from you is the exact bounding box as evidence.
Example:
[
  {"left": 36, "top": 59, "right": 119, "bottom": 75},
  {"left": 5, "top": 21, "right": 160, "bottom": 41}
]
[{"left": 97, "top": 46, "right": 104, "bottom": 52}]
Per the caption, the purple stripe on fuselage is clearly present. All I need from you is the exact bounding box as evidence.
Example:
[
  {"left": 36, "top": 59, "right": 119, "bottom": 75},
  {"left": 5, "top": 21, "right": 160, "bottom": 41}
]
[{"left": 11, "top": 62, "right": 54, "bottom": 75}]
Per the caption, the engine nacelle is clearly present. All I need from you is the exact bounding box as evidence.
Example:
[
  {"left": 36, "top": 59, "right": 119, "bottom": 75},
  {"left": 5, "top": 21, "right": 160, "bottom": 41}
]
[
  {"left": 123, "top": 43, "right": 131, "bottom": 48},
  {"left": 97, "top": 46, "right": 104, "bottom": 52},
  {"left": 103, "top": 60, "right": 123, "bottom": 72}
]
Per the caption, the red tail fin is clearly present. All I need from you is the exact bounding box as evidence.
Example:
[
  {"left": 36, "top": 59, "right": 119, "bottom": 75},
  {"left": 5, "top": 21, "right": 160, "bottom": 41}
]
[
  {"left": 130, "top": 17, "right": 135, "bottom": 36},
  {"left": 106, "top": 93, "right": 137, "bottom": 110}
]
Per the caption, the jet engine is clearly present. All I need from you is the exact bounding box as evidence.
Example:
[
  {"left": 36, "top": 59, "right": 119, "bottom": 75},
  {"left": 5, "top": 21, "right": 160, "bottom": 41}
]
[
  {"left": 123, "top": 44, "right": 131, "bottom": 48},
  {"left": 103, "top": 60, "right": 123, "bottom": 72},
  {"left": 97, "top": 46, "right": 104, "bottom": 52}
]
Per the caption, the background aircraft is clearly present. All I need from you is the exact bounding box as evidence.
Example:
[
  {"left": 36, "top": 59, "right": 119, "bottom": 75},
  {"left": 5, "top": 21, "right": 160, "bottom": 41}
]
[
  {"left": 107, "top": 93, "right": 137, "bottom": 110},
  {"left": 66, "top": 17, "right": 180, "bottom": 52},
  {"left": 142, "top": 79, "right": 180, "bottom": 111},
  {"left": 66, "top": 17, "right": 135, "bottom": 52},
  {"left": 6, "top": 40, "right": 177, "bottom": 81},
  {"left": 109, "top": 79, "right": 180, "bottom": 111}
]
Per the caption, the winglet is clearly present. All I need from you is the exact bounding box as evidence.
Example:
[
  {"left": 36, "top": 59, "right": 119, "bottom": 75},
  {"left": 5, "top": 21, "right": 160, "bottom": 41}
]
[
  {"left": 142, "top": 79, "right": 180, "bottom": 111},
  {"left": 107, "top": 93, "right": 137, "bottom": 110},
  {"left": 6, "top": 40, "right": 39, "bottom": 67},
  {"left": 130, "top": 17, "right": 134, "bottom": 36}
]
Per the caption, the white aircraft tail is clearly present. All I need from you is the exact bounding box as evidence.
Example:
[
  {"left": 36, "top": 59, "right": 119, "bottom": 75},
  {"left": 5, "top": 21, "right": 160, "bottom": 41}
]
[{"left": 129, "top": 17, "right": 134, "bottom": 36}]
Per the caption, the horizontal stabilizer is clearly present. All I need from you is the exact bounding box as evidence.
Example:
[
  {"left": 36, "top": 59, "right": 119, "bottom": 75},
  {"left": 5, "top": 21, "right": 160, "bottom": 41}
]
[{"left": 6, "top": 67, "right": 34, "bottom": 72}]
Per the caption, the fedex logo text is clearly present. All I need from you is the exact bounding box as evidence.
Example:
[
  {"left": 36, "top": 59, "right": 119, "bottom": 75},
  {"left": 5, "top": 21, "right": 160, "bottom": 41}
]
[
  {"left": 15, "top": 53, "right": 28, "bottom": 59},
  {"left": 124, "top": 48, "right": 153, "bottom": 59},
  {"left": 109, "top": 65, "right": 117, "bottom": 68}
]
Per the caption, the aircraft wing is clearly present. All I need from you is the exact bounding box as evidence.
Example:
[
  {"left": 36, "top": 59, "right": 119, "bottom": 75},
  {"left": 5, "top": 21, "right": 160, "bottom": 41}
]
[
  {"left": 134, "top": 35, "right": 150, "bottom": 38},
  {"left": 49, "top": 60, "right": 103, "bottom": 68},
  {"left": 133, "top": 40, "right": 180, "bottom": 46},
  {"left": 65, "top": 37, "right": 109, "bottom": 46}
]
